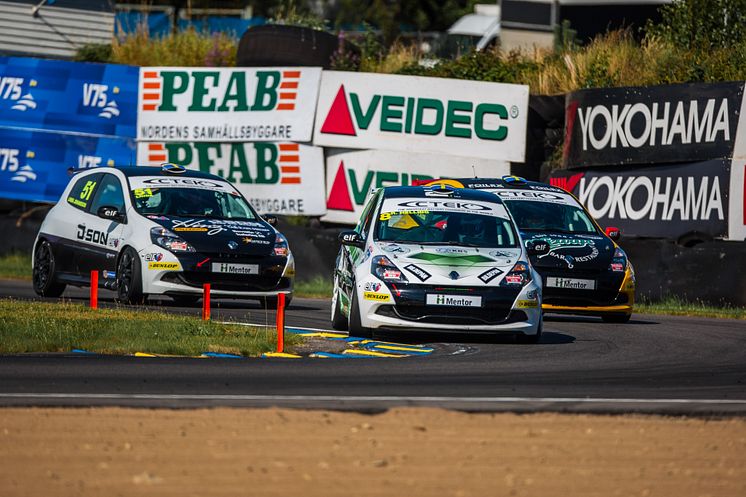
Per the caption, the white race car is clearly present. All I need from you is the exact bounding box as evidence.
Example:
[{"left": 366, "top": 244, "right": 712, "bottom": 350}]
[
  {"left": 331, "top": 184, "right": 547, "bottom": 342},
  {"left": 32, "top": 164, "right": 294, "bottom": 306}
]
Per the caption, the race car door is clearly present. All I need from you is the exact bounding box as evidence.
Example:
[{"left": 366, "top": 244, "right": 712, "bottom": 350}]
[{"left": 74, "top": 172, "right": 127, "bottom": 278}]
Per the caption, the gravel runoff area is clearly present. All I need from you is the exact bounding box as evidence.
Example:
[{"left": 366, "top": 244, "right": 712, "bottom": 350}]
[{"left": 1, "top": 407, "right": 744, "bottom": 497}]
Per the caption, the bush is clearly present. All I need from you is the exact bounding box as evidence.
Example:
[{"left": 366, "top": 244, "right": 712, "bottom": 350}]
[
  {"left": 74, "top": 43, "right": 113, "bottom": 63},
  {"left": 111, "top": 28, "right": 237, "bottom": 67}
]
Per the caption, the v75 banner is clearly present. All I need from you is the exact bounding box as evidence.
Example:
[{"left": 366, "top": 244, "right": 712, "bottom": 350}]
[
  {"left": 136, "top": 141, "right": 326, "bottom": 216},
  {"left": 313, "top": 72, "right": 529, "bottom": 162},
  {"left": 137, "top": 67, "right": 322, "bottom": 143}
]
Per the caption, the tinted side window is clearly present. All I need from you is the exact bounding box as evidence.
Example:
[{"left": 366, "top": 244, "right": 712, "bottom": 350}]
[
  {"left": 89, "top": 174, "right": 125, "bottom": 214},
  {"left": 357, "top": 191, "right": 381, "bottom": 238},
  {"left": 66, "top": 173, "right": 102, "bottom": 211}
]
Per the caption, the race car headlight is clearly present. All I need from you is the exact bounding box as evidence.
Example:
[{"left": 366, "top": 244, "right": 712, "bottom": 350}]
[
  {"left": 371, "top": 255, "right": 408, "bottom": 283},
  {"left": 150, "top": 227, "right": 195, "bottom": 253},
  {"left": 609, "top": 247, "right": 627, "bottom": 272},
  {"left": 274, "top": 233, "right": 290, "bottom": 256},
  {"left": 501, "top": 261, "right": 532, "bottom": 287}
]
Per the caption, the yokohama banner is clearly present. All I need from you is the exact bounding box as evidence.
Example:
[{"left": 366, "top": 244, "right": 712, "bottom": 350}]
[
  {"left": 313, "top": 72, "right": 529, "bottom": 162},
  {"left": 550, "top": 160, "right": 735, "bottom": 241},
  {"left": 323, "top": 148, "right": 509, "bottom": 224},
  {"left": 563, "top": 82, "right": 744, "bottom": 168},
  {"left": 136, "top": 141, "right": 325, "bottom": 215},
  {"left": 137, "top": 67, "right": 322, "bottom": 143}
]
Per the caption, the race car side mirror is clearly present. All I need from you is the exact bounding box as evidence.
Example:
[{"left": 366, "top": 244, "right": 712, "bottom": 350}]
[
  {"left": 97, "top": 205, "right": 126, "bottom": 224},
  {"left": 264, "top": 215, "right": 278, "bottom": 226},
  {"left": 526, "top": 240, "right": 550, "bottom": 256},
  {"left": 605, "top": 227, "right": 621, "bottom": 241},
  {"left": 338, "top": 230, "right": 365, "bottom": 248}
]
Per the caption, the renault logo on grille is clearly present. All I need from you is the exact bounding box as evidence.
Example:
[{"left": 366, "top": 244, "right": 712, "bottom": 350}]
[
  {"left": 228, "top": 241, "right": 238, "bottom": 250},
  {"left": 449, "top": 271, "right": 460, "bottom": 280}
]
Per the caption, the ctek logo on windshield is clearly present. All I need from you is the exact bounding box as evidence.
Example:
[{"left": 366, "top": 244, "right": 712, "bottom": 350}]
[
  {"left": 141, "top": 69, "right": 300, "bottom": 113},
  {"left": 320, "top": 85, "right": 513, "bottom": 141},
  {"left": 399, "top": 200, "right": 491, "bottom": 210}
]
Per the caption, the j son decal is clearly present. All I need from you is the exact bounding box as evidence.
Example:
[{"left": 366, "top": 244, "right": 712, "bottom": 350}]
[{"left": 76, "top": 224, "right": 109, "bottom": 246}]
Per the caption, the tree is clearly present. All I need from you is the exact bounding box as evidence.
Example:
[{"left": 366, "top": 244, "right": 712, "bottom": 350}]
[{"left": 648, "top": 0, "right": 746, "bottom": 49}]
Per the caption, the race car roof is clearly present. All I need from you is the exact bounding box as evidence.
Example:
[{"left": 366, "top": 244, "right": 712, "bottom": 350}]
[
  {"left": 75, "top": 165, "right": 224, "bottom": 181},
  {"left": 433, "top": 177, "right": 568, "bottom": 195},
  {"left": 382, "top": 185, "right": 507, "bottom": 204}
]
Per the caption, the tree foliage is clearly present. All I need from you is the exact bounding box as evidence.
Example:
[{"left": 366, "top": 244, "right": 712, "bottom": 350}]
[{"left": 647, "top": 0, "right": 746, "bottom": 49}]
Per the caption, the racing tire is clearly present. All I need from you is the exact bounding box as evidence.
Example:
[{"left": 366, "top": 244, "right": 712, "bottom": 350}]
[
  {"left": 116, "top": 247, "right": 146, "bottom": 305},
  {"left": 263, "top": 294, "right": 292, "bottom": 310},
  {"left": 171, "top": 295, "right": 201, "bottom": 306},
  {"left": 517, "top": 320, "right": 542, "bottom": 344},
  {"left": 330, "top": 285, "right": 348, "bottom": 331},
  {"left": 601, "top": 313, "right": 632, "bottom": 323},
  {"left": 348, "top": 290, "right": 373, "bottom": 339},
  {"left": 32, "top": 240, "right": 66, "bottom": 298}
]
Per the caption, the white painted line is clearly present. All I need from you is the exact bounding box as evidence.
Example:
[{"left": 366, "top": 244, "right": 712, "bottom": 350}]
[{"left": 0, "top": 393, "right": 744, "bottom": 405}]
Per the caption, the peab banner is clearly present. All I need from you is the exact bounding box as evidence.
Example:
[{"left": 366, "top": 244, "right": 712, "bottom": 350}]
[
  {"left": 137, "top": 67, "right": 322, "bottom": 143},
  {"left": 563, "top": 82, "right": 744, "bottom": 168},
  {"left": 0, "top": 127, "right": 135, "bottom": 203},
  {"left": 323, "top": 148, "right": 509, "bottom": 224},
  {"left": 549, "top": 160, "right": 735, "bottom": 241},
  {"left": 313, "top": 72, "right": 529, "bottom": 162},
  {"left": 0, "top": 57, "right": 139, "bottom": 137},
  {"left": 136, "top": 141, "right": 325, "bottom": 216}
]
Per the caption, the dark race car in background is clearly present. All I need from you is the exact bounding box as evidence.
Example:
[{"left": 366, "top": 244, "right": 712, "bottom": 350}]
[{"left": 424, "top": 177, "right": 635, "bottom": 322}]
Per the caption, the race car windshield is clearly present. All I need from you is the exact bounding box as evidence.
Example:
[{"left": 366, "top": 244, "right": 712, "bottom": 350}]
[
  {"left": 130, "top": 187, "right": 258, "bottom": 220},
  {"left": 504, "top": 200, "right": 597, "bottom": 234},
  {"left": 376, "top": 210, "right": 518, "bottom": 248}
]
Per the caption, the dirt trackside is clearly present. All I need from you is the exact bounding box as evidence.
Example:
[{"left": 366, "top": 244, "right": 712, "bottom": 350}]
[{"left": 1, "top": 407, "right": 744, "bottom": 497}]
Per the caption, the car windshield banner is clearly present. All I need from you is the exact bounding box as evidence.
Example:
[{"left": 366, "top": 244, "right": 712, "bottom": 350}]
[
  {"left": 563, "top": 82, "right": 744, "bottom": 168},
  {"left": 323, "top": 148, "right": 509, "bottom": 224},
  {"left": 137, "top": 67, "right": 322, "bottom": 143},
  {"left": 0, "top": 127, "right": 135, "bottom": 203},
  {"left": 313, "top": 71, "right": 529, "bottom": 162},
  {"left": 549, "top": 160, "right": 730, "bottom": 240},
  {"left": 0, "top": 57, "right": 139, "bottom": 137},
  {"left": 136, "top": 141, "right": 325, "bottom": 215}
]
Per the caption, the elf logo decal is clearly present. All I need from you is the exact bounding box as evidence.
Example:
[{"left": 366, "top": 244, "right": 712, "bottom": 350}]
[
  {"left": 577, "top": 98, "right": 730, "bottom": 151},
  {"left": 82, "top": 83, "right": 120, "bottom": 119},
  {"left": 320, "top": 85, "right": 512, "bottom": 141},
  {"left": 0, "top": 77, "right": 36, "bottom": 111},
  {"left": 147, "top": 142, "right": 301, "bottom": 185},
  {"left": 577, "top": 175, "right": 724, "bottom": 222},
  {"left": 141, "top": 69, "right": 300, "bottom": 112},
  {"left": 326, "top": 161, "right": 432, "bottom": 211}
]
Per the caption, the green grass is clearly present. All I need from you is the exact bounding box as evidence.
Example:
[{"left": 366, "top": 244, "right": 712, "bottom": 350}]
[
  {"left": 0, "top": 299, "right": 299, "bottom": 356},
  {"left": 294, "top": 275, "right": 333, "bottom": 299},
  {"left": 0, "top": 252, "right": 31, "bottom": 280},
  {"left": 636, "top": 297, "right": 746, "bottom": 320}
]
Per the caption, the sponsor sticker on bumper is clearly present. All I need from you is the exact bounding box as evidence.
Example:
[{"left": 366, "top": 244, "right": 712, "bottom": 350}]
[
  {"left": 546, "top": 277, "right": 596, "bottom": 290},
  {"left": 148, "top": 262, "right": 181, "bottom": 271},
  {"left": 426, "top": 294, "right": 482, "bottom": 307},
  {"left": 364, "top": 292, "right": 390, "bottom": 302},
  {"left": 516, "top": 299, "right": 539, "bottom": 308},
  {"left": 211, "top": 262, "right": 259, "bottom": 275}
]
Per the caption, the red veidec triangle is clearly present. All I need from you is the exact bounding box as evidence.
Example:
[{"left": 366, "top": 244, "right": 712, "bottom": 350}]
[
  {"left": 320, "top": 85, "right": 356, "bottom": 136},
  {"left": 327, "top": 161, "right": 354, "bottom": 211}
]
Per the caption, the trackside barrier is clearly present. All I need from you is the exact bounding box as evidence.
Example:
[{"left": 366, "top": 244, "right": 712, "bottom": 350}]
[
  {"left": 276, "top": 293, "right": 285, "bottom": 353},
  {"left": 90, "top": 270, "right": 98, "bottom": 309},
  {"left": 202, "top": 283, "right": 210, "bottom": 320}
]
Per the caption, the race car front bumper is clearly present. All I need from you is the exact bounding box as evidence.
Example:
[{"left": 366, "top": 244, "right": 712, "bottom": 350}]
[{"left": 541, "top": 265, "right": 635, "bottom": 317}]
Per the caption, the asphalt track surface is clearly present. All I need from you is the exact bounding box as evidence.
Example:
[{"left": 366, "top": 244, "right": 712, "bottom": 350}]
[{"left": 1, "top": 279, "right": 745, "bottom": 415}]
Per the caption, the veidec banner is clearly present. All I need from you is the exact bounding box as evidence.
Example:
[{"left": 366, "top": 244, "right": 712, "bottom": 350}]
[
  {"left": 563, "top": 82, "right": 744, "bottom": 168},
  {"left": 313, "top": 71, "right": 529, "bottom": 162},
  {"left": 136, "top": 141, "right": 325, "bottom": 216},
  {"left": 549, "top": 160, "right": 732, "bottom": 241},
  {"left": 0, "top": 57, "right": 139, "bottom": 137},
  {"left": 323, "top": 148, "right": 509, "bottom": 224},
  {"left": 0, "top": 127, "right": 135, "bottom": 203},
  {"left": 137, "top": 67, "right": 322, "bottom": 143}
]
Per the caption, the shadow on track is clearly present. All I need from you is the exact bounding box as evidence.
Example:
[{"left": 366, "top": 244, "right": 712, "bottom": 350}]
[{"left": 365, "top": 328, "right": 576, "bottom": 346}]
